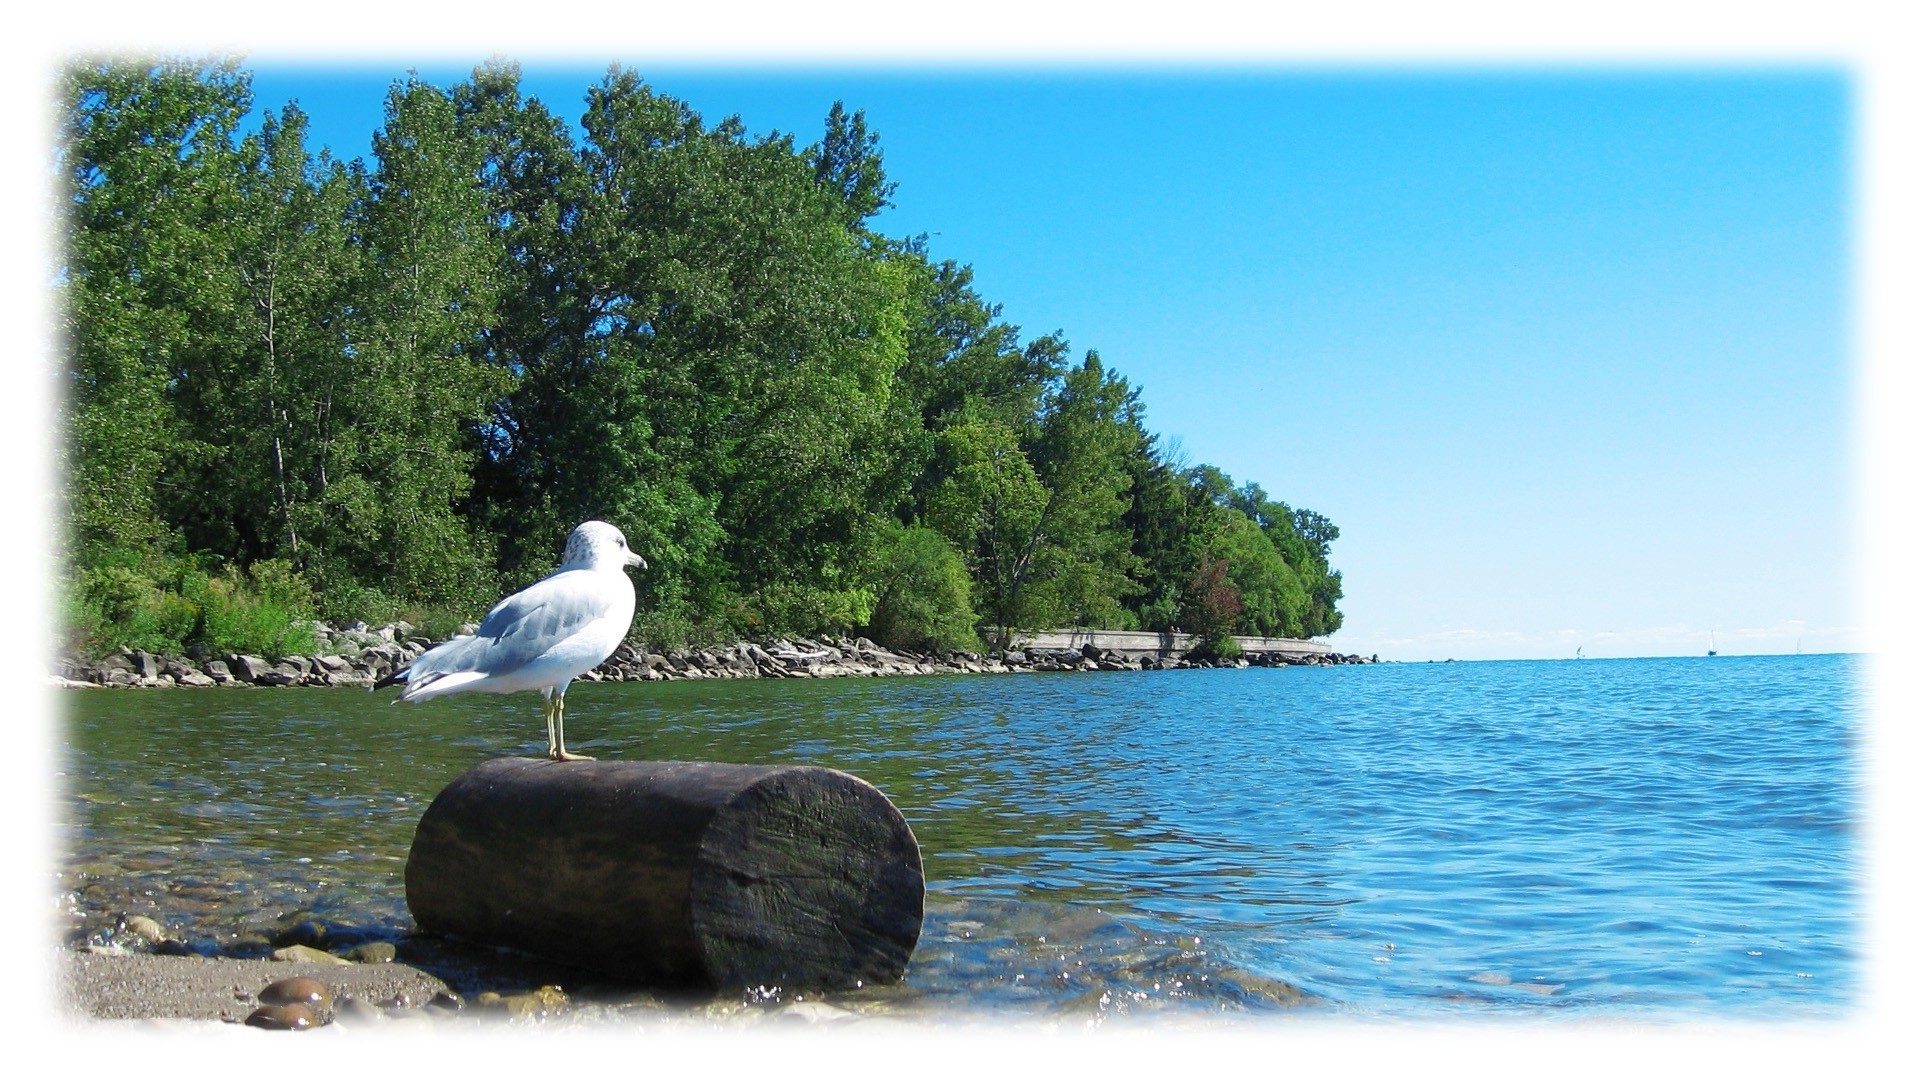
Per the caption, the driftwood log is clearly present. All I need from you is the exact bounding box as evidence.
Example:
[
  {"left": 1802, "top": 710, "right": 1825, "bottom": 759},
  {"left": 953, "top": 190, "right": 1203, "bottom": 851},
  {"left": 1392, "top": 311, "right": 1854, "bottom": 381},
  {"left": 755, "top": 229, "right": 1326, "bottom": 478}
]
[{"left": 404, "top": 757, "right": 924, "bottom": 990}]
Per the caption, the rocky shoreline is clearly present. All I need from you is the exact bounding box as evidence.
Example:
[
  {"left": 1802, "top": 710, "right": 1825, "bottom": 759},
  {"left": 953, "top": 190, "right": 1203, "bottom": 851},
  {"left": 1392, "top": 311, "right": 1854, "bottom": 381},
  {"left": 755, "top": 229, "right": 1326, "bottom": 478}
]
[
  {"left": 52, "top": 621, "right": 1375, "bottom": 691},
  {"left": 59, "top": 895, "right": 1319, "bottom": 1031}
]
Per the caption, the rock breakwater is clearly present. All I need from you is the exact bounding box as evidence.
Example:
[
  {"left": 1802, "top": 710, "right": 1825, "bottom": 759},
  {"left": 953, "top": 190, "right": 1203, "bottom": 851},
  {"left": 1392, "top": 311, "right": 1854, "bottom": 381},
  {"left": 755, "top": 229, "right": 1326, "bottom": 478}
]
[{"left": 51, "top": 622, "right": 1375, "bottom": 690}]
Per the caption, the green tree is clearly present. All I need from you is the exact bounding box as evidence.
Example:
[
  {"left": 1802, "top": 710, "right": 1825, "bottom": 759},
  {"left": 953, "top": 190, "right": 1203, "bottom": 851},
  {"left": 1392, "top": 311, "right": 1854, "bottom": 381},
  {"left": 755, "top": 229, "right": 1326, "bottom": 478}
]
[
  {"left": 1018, "top": 351, "right": 1146, "bottom": 629},
  {"left": 316, "top": 77, "right": 506, "bottom": 609},
  {"left": 162, "top": 103, "right": 362, "bottom": 572},
  {"left": 863, "top": 524, "right": 979, "bottom": 653},
  {"left": 809, "top": 100, "right": 896, "bottom": 229},
  {"left": 566, "top": 69, "right": 911, "bottom": 633},
  {"left": 57, "top": 57, "right": 253, "bottom": 564}
]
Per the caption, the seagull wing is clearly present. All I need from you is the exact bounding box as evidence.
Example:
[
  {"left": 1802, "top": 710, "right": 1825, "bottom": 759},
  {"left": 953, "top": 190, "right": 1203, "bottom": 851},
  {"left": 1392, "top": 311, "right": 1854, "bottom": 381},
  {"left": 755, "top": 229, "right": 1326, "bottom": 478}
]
[{"left": 391, "top": 569, "right": 625, "bottom": 699}]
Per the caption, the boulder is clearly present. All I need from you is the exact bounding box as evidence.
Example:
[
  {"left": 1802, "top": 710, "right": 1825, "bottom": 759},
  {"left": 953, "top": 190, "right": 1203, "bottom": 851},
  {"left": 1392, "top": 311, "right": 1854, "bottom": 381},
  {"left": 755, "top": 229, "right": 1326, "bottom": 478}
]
[{"left": 227, "top": 655, "right": 272, "bottom": 683}]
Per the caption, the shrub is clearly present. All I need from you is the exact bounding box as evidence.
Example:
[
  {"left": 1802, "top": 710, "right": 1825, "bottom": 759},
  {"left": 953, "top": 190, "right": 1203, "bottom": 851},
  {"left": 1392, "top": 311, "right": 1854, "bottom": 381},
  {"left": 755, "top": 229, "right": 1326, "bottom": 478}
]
[
  {"left": 749, "top": 582, "right": 877, "bottom": 641},
  {"left": 864, "top": 525, "right": 981, "bottom": 654},
  {"left": 59, "top": 554, "right": 319, "bottom": 660},
  {"left": 1180, "top": 557, "right": 1243, "bottom": 661}
]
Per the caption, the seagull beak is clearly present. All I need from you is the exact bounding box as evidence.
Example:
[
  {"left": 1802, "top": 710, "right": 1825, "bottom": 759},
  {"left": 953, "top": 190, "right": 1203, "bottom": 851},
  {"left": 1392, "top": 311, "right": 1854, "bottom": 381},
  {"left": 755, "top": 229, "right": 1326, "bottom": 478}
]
[{"left": 627, "top": 551, "right": 647, "bottom": 570}]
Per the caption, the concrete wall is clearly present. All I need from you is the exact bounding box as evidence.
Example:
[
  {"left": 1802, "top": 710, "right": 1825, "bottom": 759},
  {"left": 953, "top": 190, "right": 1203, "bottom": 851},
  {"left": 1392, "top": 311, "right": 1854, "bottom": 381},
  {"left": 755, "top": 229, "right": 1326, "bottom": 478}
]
[{"left": 1011, "top": 628, "right": 1331, "bottom": 660}]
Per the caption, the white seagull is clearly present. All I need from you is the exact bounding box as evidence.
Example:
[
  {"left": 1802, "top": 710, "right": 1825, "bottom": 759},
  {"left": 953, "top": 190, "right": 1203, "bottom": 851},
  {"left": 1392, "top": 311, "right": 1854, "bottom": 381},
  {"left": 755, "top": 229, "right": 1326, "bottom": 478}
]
[{"left": 379, "top": 520, "right": 646, "bottom": 761}]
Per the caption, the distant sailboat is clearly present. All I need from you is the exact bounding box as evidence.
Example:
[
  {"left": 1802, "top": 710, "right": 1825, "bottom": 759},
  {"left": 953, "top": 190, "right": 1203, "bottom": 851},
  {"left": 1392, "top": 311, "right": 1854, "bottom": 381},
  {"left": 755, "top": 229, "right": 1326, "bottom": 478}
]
[
  {"left": 1708, "top": 631, "right": 1718, "bottom": 657},
  {"left": 1575, "top": 645, "right": 1585, "bottom": 660}
]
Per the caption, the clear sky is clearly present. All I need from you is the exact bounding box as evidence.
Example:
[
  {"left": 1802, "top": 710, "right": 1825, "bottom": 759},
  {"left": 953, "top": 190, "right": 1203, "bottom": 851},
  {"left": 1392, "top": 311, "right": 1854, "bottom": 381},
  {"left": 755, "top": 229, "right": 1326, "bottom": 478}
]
[{"left": 239, "top": 61, "right": 1851, "bottom": 662}]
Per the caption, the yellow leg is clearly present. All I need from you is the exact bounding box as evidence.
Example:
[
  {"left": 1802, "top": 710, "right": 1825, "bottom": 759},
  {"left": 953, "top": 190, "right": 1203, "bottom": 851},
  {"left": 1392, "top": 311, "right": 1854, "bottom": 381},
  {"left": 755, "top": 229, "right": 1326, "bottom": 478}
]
[
  {"left": 550, "top": 691, "right": 594, "bottom": 762},
  {"left": 542, "top": 693, "right": 559, "bottom": 758}
]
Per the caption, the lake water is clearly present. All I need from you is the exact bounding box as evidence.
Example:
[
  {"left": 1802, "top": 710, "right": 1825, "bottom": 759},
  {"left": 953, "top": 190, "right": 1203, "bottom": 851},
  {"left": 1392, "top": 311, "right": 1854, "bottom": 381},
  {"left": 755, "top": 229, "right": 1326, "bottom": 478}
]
[{"left": 56, "top": 653, "right": 1860, "bottom": 1022}]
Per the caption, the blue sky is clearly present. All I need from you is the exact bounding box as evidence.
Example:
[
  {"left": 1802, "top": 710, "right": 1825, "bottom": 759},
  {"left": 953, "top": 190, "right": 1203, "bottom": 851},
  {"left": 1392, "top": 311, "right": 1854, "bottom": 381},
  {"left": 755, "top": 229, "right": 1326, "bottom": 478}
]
[{"left": 239, "top": 62, "right": 1852, "bottom": 662}]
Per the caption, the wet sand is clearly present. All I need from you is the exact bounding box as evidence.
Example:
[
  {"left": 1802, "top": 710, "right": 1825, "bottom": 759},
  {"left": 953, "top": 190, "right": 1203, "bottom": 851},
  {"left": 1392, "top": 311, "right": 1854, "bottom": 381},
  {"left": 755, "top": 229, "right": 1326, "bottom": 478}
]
[{"left": 59, "top": 951, "right": 453, "bottom": 1024}]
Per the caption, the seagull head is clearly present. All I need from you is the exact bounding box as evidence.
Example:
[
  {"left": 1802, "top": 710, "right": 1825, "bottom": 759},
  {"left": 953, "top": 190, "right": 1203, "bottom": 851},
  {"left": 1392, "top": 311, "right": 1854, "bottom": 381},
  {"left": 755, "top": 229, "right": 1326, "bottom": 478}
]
[{"left": 561, "top": 520, "right": 648, "bottom": 572}]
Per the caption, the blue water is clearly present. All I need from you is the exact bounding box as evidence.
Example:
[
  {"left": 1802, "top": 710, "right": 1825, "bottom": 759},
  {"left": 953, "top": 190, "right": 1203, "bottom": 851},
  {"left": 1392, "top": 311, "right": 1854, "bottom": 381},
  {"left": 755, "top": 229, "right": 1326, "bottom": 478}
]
[
  {"left": 1040, "top": 654, "right": 1860, "bottom": 1017},
  {"left": 60, "top": 652, "right": 1860, "bottom": 1020}
]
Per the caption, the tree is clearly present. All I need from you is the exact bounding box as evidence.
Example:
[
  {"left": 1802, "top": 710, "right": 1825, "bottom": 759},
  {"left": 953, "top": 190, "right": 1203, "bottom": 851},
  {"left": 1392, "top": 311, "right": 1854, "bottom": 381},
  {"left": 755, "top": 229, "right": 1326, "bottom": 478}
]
[
  {"left": 55, "top": 57, "right": 1347, "bottom": 652},
  {"left": 162, "top": 103, "right": 361, "bottom": 571},
  {"left": 315, "top": 77, "right": 507, "bottom": 609},
  {"left": 863, "top": 524, "right": 979, "bottom": 653},
  {"left": 810, "top": 100, "right": 895, "bottom": 229},
  {"left": 925, "top": 413, "right": 1048, "bottom": 644},
  {"left": 57, "top": 57, "right": 254, "bottom": 564},
  {"left": 1017, "top": 351, "right": 1146, "bottom": 629},
  {"left": 1181, "top": 558, "right": 1243, "bottom": 660}
]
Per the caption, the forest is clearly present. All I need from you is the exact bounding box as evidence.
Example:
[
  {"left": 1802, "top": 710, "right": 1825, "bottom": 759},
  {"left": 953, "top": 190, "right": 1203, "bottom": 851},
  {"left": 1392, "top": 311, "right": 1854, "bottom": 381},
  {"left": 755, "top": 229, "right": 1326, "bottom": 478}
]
[{"left": 57, "top": 56, "right": 1343, "bottom": 660}]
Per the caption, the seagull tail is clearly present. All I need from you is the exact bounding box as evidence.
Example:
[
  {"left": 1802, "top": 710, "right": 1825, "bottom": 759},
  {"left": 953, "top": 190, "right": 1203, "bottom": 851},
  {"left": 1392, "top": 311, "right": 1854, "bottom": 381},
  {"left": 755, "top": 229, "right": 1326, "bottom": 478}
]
[{"left": 392, "top": 669, "right": 492, "bottom": 702}]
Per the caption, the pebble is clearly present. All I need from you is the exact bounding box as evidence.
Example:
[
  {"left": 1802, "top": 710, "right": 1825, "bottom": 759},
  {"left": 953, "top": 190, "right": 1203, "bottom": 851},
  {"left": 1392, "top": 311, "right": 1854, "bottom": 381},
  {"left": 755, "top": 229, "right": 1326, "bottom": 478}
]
[
  {"left": 343, "top": 942, "right": 397, "bottom": 964},
  {"left": 479, "top": 985, "right": 570, "bottom": 1022},
  {"left": 122, "top": 915, "right": 166, "bottom": 944},
  {"left": 259, "top": 976, "right": 334, "bottom": 1008},
  {"left": 773, "top": 1001, "right": 857, "bottom": 1024},
  {"left": 269, "top": 944, "right": 352, "bottom": 965},
  {"left": 332, "top": 997, "right": 384, "bottom": 1026},
  {"left": 245, "top": 1003, "right": 318, "bottom": 1030}
]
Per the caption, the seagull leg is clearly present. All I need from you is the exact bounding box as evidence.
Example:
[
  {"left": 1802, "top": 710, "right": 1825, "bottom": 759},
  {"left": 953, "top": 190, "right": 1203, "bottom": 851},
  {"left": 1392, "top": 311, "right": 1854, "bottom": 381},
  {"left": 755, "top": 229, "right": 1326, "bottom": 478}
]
[
  {"left": 542, "top": 692, "right": 559, "bottom": 759},
  {"left": 550, "top": 690, "right": 595, "bottom": 762}
]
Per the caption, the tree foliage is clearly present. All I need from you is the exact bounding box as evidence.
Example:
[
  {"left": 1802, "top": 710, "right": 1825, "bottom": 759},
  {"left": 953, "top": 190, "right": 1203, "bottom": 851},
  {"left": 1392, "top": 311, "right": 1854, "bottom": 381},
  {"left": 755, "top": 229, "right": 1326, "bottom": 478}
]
[{"left": 55, "top": 57, "right": 1346, "bottom": 656}]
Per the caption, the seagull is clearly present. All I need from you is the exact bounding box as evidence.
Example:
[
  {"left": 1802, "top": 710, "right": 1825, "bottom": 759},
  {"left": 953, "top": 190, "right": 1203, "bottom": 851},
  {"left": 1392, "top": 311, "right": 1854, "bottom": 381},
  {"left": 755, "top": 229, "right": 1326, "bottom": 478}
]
[{"left": 378, "top": 520, "right": 646, "bottom": 761}]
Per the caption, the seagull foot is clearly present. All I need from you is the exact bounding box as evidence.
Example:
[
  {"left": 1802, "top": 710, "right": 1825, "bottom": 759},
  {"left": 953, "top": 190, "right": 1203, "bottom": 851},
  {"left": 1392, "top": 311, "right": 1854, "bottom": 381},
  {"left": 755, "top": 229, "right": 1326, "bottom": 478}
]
[{"left": 550, "top": 750, "right": 596, "bottom": 762}]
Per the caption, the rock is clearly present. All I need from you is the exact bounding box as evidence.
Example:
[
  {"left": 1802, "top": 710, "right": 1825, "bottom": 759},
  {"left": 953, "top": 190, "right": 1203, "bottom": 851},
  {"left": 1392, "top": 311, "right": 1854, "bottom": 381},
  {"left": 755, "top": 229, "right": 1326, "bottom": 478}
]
[
  {"left": 259, "top": 976, "right": 334, "bottom": 1008},
  {"left": 227, "top": 655, "right": 272, "bottom": 682},
  {"left": 253, "top": 664, "right": 302, "bottom": 687},
  {"left": 499, "top": 985, "right": 569, "bottom": 1022},
  {"left": 269, "top": 945, "right": 351, "bottom": 965},
  {"left": 272, "top": 918, "right": 331, "bottom": 948},
  {"left": 245, "top": 1003, "right": 318, "bottom": 1030},
  {"left": 1213, "top": 966, "right": 1316, "bottom": 1007},
  {"left": 332, "top": 997, "right": 383, "bottom": 1026},
  {"left": 175, "top": 670, "right": 218, "bottom": 688},
  {"left": 773, "top": 1001, "right": 857, "bottom": 1024},
  {"left": 131, "top": 651, "right": 160, "bottom": 679},
  {"left": 202, "top": 660, "right": 235, "bottom": 684},
  {"left": 122, "top": 915, "right": 166, "bottom": 944},
  {"left": 344, "top": 942, "right": 396, "bottom": 964}
]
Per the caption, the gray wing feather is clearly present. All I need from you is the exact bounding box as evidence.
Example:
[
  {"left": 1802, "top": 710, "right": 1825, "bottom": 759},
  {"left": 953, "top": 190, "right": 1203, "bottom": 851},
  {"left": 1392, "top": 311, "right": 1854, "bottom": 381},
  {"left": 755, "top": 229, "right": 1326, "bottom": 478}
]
[{"left": 408, "top": 570, "right": 612, "bottom": 679}]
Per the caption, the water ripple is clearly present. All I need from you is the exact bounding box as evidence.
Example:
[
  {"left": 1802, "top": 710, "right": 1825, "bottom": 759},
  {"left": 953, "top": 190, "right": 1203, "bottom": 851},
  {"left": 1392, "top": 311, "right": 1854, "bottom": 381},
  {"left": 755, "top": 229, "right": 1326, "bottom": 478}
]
[{"left": 59, "top": 653, "right": 1859, "bottom": 1019}]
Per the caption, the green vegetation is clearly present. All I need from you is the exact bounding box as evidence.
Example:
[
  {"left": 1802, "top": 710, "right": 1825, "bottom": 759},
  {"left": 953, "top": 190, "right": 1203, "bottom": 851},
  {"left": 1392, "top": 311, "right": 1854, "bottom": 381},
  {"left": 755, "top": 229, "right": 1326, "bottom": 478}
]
[{"left": 56, "top": 57, "right": 1344, "bottom": 660}]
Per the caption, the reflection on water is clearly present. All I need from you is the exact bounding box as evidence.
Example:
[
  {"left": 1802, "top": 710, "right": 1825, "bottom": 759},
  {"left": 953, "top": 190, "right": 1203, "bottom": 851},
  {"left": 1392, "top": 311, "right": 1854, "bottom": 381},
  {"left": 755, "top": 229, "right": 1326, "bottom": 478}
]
[{"left": 58, "top": 654, "right": 1859, "bottom": 1019}]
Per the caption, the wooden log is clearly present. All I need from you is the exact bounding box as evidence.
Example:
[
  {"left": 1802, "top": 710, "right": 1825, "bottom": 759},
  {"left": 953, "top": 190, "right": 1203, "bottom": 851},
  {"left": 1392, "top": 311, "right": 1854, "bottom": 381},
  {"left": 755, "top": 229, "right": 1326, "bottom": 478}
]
[{"left": 404, "top": 757, "right": 923, "bottom": 990}]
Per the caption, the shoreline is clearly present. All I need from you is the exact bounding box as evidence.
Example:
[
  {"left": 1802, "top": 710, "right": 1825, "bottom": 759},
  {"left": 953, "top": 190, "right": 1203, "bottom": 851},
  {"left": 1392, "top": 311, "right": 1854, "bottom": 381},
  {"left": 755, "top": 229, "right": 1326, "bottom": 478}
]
[
  {"left": 51, "top": 623, "right": 1376, "bottom": 691},
  {"left": 58, "top": 894, "right": 1322, "bottom": 1030}
]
